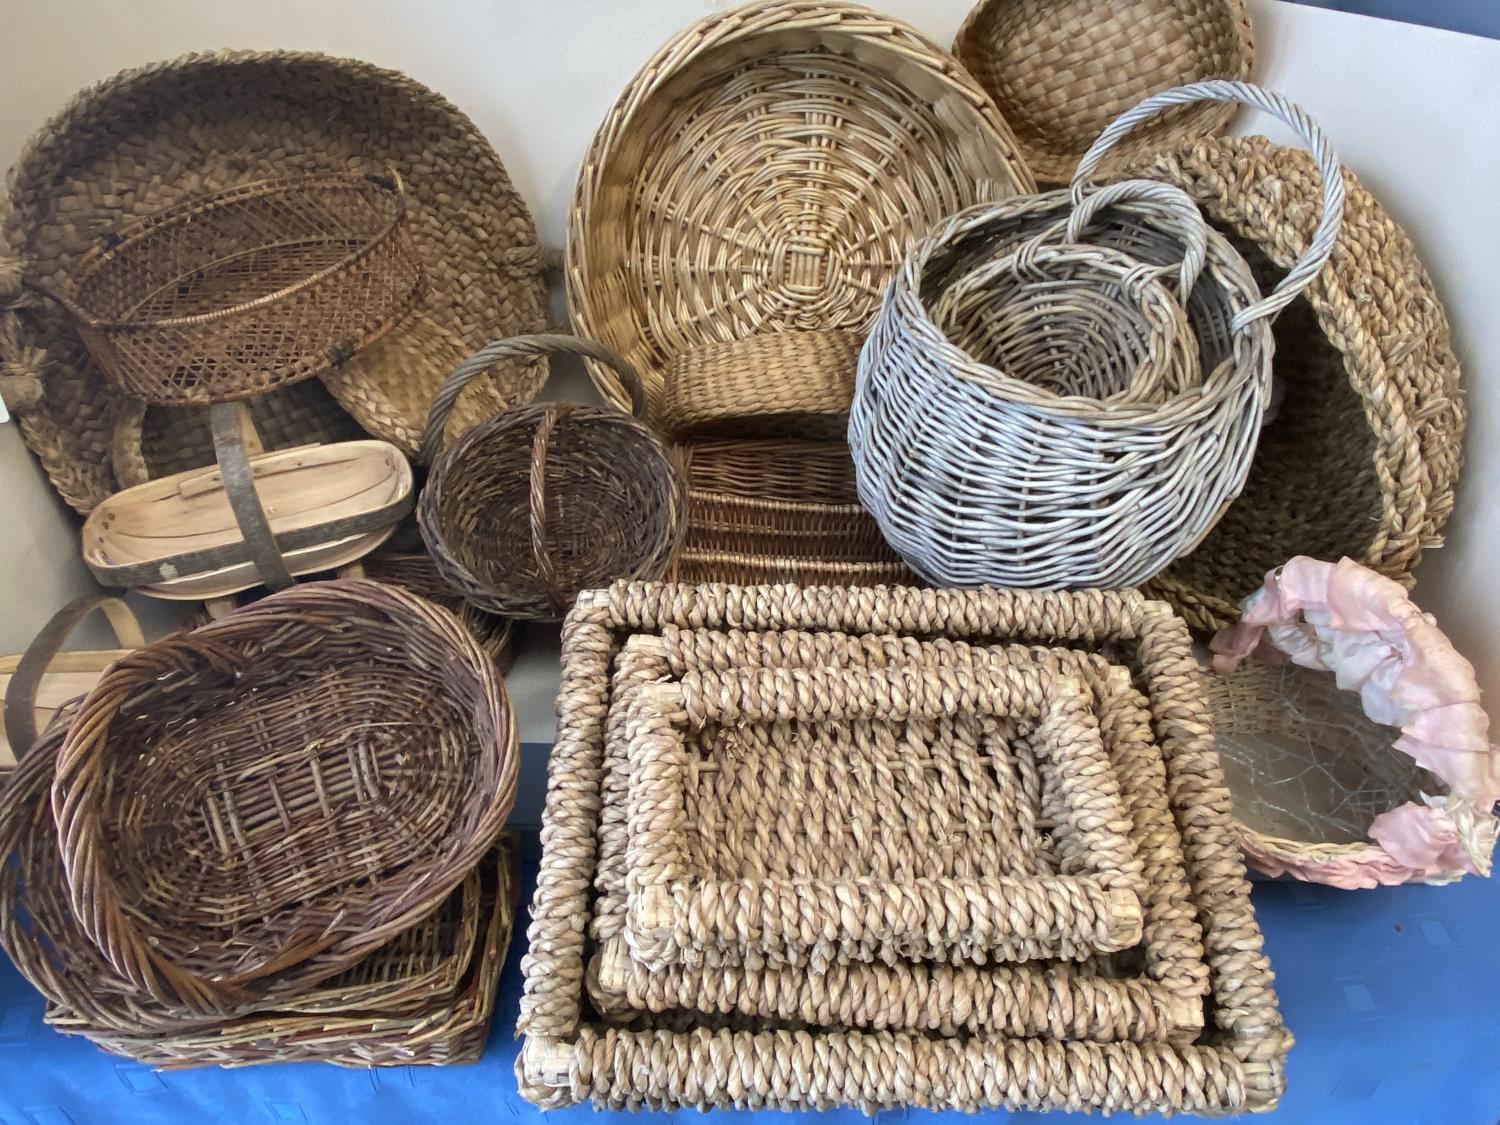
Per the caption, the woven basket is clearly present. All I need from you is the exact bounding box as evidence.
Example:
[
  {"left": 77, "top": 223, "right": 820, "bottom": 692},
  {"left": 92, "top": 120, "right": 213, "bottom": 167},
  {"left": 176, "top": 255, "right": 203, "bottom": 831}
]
[
  {"left": 1119, "top": 140, "right": 1465, "bottom": 631},
  {"left": 36, "top": 171, "right": 426, "bottom": 406},
  {"left": 659, "top": 330, "right": 861, "bottom": 440},
  {"left": 851, "top": 83, "right": 1344, "bottom": 590},
  {"left": 49, "top": 580, "right": 517, "bottom": 1014},
  {"left": 670, "top": 439, "right": 916, "bottom": 587},
  {"left": 517, "top": 582, "right": 1290, "bottom": 1115},
  {"left": 590, "top": 626, "right": 1202, "bottom": 1042},
  {"left": 619, "top": 649, "right": 1143, "bottom": 970},
  {"left": 953, "top": 0, "right": 1253, "bottom": 184},
  {"left": 566, "top": 0, "right": 1036, "bottom": 420},
  {"left": 418, "top": 335, "right": 687, "bottom": 621},
  {"left": 0, "top": 50, "right": 547, "bottom": 511},
  {"left": 362, "top": 551, "right": 519, "bottom": 675}
]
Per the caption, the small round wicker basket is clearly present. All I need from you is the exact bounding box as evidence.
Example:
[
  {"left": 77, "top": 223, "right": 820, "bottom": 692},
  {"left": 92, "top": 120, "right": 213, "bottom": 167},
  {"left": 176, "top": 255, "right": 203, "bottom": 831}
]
[
  {"left": 567, "top": 0, "right": 1035, "bottom": 421},
  {"left": 418, "top": 335, "right": 687, "bottom": 621}
]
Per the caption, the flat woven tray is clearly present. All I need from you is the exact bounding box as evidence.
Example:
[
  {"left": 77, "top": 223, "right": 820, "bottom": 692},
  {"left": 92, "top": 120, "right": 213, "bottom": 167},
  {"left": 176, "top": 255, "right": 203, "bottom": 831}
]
[
  {"left": 517, "top": 584, "right": 1290, "bottom": 1115},
  {"left": 619, "top": 644, "right": 1143, "bottom": 969},
  {"left": 590, "top": 627, "right": 1201, "bottom": 1041}
]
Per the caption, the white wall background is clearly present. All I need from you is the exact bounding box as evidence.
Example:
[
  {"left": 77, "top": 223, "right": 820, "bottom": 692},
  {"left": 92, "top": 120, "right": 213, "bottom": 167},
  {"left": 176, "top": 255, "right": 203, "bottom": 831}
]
[{"left": 1, "top": 1, "right": 1496, "bottom": 796}]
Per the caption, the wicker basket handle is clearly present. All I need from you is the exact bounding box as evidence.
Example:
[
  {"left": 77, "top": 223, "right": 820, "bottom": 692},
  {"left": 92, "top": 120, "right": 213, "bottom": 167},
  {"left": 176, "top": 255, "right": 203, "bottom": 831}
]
[
  {"left": 419, "top": 332, "right": 647, "bottom": 466},
  {"left": 1065, "top": 180, "right": 1210, "bottom": 298},
  {"left": 1073, "top": 80, "right": 1346, "bottom": 328},
  {"left": 3, "top": 595, "right": 146, "bottom": 757}
]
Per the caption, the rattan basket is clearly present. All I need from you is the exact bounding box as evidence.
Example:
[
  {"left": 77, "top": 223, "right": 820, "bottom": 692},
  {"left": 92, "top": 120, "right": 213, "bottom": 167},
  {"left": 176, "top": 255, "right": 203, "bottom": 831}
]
[
  {"left": 670, "top": 439, "right": 916, "bottom": 587},
  {"left": 418, "top": 335, "right": 687, "bottom": 621},
  {"left": 566, "top": 0, "right": 1036, "bottom": 420},
  {"left": 49, "top": 580, "right": 517, "bottom": 1014},
  {"left": 659, "top": 330, "right": 861, "bottom": 440},
  {"left": 619, "top": 649, "right": 1143, "bottom": 970},
  {"left": 851, "top": 82, "right": 1343, "bottom": 590},
  {"left": 0, "top": 50, "right": 547, "bottom": 512},
  {"left": 589, "top": 627, "right": 1202, "bottom": 1044},
  {"left": 1118, "top": 140, "right": 1465, "bottom": 631},
  {"left": 953, "top": 0, "right": 1254, "bottom": 184},
  {"left": 35, "top": 171, "right": 425, "bottom": 406},
  {"left": 517, "top": 582, "right": 1290, "bottom": 1115}
]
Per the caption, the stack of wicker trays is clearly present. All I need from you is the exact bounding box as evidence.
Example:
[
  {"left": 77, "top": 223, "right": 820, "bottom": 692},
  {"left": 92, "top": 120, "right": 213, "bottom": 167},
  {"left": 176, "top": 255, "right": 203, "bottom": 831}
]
[
  {"left": 0, "top": 580, "right": 520, "bottom": 1068},
  {"left": 517, "top": 581, "right": 1291, "bottom": 1114}
]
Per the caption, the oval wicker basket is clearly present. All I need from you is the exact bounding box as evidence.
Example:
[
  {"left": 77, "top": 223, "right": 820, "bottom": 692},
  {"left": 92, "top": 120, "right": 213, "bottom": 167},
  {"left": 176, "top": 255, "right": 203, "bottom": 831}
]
[
  {"left": 953, "top": 0, "right": 1254, "bottom": 185},
  {"left": 0, "top": 50, "right": 547, "bottom": 512},
  {"left": 850, "top": 82, "right": 1343, "bottom": 590},
  {"left": 1118, "top": 139, "right": 1465, "bottom": 631},
  {"left": 418, "top": 335, "right": 687, "bottom": 621},
  {"left": 659, "top": 330, "right": 861, "bottom": 441},
  {"left": 38, "top": 171, "right": 426, "bottom": 406},
  {"left": 566, "top": 0, "right": 1036, "bottom": 420},
  {"left": 49, "top": 579, "right": 517, "bottom": 1014}
]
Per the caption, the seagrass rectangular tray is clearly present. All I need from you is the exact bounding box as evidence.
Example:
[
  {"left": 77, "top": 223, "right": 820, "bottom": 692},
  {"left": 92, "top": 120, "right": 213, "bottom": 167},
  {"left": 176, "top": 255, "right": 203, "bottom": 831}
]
[
  {"left": 517, "top": 583, "right": 1290, "bottom": 1115},
  {"left": 618, "top": 640, "right": 1145, "bottom": 970}
]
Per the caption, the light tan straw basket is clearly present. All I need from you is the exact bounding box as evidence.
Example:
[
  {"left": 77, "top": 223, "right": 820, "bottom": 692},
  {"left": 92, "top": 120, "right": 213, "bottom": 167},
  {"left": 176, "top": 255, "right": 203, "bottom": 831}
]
[
  {"left": 567, "top": 0, "right": 1036, "bottom": 421},
  {"left": 851, "top": 82, "right": 1343, "bottom": 590},
  {"left": 953, "top": 0, "right": 1254, "bottom": 184}
]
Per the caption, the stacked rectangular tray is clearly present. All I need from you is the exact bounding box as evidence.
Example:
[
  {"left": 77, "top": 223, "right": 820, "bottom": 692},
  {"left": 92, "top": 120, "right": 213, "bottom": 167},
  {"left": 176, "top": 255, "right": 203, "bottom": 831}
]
[{"left": 517, "top": 582, "right": 1291, "bottom": 1114}]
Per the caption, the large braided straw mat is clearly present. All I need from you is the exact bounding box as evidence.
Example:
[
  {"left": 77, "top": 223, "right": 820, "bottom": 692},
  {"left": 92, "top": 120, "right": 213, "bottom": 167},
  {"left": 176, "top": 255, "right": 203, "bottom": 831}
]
[
  {"left": 518, "top": 583, "right": 1290, "bottom": 1115},
  {"left": 1117, "top": 137, "right": 1465, "bottom": 632},
  {"left": 566, "top": 0, "right": 1036, "bottom": 421},
  {"left": 0, "top": 50, "right": 547, "bottom": 513},
  {"left": 953, "top": 0, "right": 1254, "bottom": 184}
]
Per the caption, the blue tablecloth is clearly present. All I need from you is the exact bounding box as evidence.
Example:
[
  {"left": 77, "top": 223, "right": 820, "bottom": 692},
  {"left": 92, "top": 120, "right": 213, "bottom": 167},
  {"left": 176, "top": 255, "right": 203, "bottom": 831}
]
[{"left": 3, "top": 836, "right": 1497, "bottom": 1125}]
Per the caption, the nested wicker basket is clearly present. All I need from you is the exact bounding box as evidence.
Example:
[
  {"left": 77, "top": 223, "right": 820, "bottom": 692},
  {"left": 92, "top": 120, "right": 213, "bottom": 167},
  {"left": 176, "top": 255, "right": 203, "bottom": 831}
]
[
  {"left": 48, "top": 580, "right": 517, "bottom": 1015},
  {"left": 851, "top": 82, "right": 1344, "bottom": 590},
  {"left": 518, "top": 582, "right": 1291, "bottom": 1115},
  {"left": 36, "top": 171, "right": 425, "bottom": 405},
  {"left": 1118, "top": 141, "right": 1465, "bottom": 631},
  {"left": 0, "top": 50, "right": 547, "bottom": 512},
  {"left": 566, "top": 0, "right": 1036, "bottom": 420},
  {"left": 1208, "top": 557, "right": 1499, "bottom": 889},
  {"left": 418, "top": 335, "right": 687, "bottom": 621},
  {"left": 659, "top": 330, "right": 861, "bottom": 440},
  {"left": 953, "top": 0, "right": 1254, "bottom": 184},
  {"left": 670, "top": 439, "right": 916, "bottom": 587},
  {"left": 620, "top": 651, "right": 1143, "bottom": 970}
]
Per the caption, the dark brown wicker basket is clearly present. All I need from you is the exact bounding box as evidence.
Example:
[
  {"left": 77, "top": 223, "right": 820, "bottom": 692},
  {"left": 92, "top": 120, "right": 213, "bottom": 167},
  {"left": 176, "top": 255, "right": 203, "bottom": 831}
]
[
  {"left": 38, "top": 171, "right": 426, "bottom": 406},
  {"left": 418, "top": 334, "right": 687, "bottom": 621},
  {"left": 669, "top": 439, "right": 917, "bottom": 587},
  {"left": 48, "top": 579, "right": 517, "bottom": 1015}
]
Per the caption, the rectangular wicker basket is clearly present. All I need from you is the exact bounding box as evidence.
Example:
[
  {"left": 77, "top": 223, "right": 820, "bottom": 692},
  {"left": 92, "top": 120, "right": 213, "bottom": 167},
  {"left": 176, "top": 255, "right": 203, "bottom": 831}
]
[
  {"left": 517, "top": 583, "right": 1290, "bottom": 1115},
  {"left": 618, "top": 640, "right": 1145, "bottom": 970}
]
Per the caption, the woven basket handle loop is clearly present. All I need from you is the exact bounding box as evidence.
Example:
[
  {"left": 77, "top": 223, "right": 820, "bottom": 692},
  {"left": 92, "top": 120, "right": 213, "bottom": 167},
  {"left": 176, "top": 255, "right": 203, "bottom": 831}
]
[
  {"left": 207, "top": 401, "right": 296, "bottom": 592},
  {"left": 1073, "top": 80, "right": 1346, "bottom": 329},
  {"left": 420, "top": 333, "right": 646, "bottom": 465},
  {"left": 4, "top": 595, "right": 146, "bottom": 757},
  {"left": 1065, "top": 179, "right": 1210, "bottom": 297},
  {"left": 527, "top": 403, "right": 575, "bottom": 615}
]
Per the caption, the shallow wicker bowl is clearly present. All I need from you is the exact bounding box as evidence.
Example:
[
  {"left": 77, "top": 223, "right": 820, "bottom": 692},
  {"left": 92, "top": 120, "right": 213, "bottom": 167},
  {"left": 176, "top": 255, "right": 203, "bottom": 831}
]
[
  {"left": 567, "top": 0, "right": 1035, "bottom": 420},
  {"left": 953, "top": 0, "right": 1253, "bottom": 184},
  {"left": 418, "top": 335, "right": 688, "bottom": 621},
  {"left": 49, "top": 579, "right": 517, "bottom": 1014}
]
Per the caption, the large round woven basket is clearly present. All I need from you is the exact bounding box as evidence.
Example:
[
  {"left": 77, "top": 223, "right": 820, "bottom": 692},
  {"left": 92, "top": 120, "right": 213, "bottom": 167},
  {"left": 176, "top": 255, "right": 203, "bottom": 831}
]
[
  {"left": 953, "top": 0, "right": 1253, "bottom": 185},
  {"left": 566, "top": 0, "right": 1036, "bottom": 420},
  {"left": 1118, "top": 137, "right": 1465, "bottom": 631},
  {"left": 49, "top": 579, "right": 517, "bottom": 1014},
  {"left": 0, "top": 50, "right": 547, "bottom": 512},
  {"left": 851, "top": 83, "right": 1343, "bottom": 591}
]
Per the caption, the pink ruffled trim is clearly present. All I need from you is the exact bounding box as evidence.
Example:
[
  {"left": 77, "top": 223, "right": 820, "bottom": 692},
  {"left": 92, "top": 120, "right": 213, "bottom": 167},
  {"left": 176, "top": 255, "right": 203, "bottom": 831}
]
[{"left": 1212, "top": 556, "right": 1499, "bottom": 887}]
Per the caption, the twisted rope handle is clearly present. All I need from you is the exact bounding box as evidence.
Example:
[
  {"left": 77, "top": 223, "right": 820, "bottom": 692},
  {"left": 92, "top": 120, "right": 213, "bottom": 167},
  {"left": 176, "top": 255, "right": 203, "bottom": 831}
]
[
  {"left": 420, "top": 333, "right": 647, "bottom": 465},
  {"left": 1073, "top": 80, "right": 1346, "bottom": 329},
  {"left": 1065, "top": 180, "right": 1210, "bottom": 298},
  {"left": 4, "top": 596, "right": 146, "bottom": 756}
]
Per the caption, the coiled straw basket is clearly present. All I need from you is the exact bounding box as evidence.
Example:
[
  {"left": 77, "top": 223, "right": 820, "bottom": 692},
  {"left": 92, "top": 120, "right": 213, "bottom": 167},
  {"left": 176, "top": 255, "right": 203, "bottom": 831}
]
[
  {"left": 418, "top": 335, "right": 687, "bottom": 621},
  {"left": 48, "top": 580, "right": 517, "bottom": 1015},
  {"left": 851, "top": 82, "right": 1345, "bottom": 590}
]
